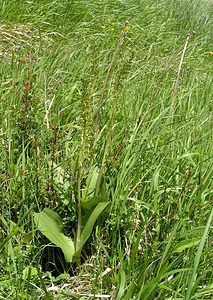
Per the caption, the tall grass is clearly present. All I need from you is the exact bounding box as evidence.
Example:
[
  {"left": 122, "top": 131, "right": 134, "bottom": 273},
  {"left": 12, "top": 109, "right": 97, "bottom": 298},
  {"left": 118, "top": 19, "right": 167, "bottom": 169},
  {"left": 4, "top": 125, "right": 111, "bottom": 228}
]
[{"left": 0, "top": 0, "right": 212, "bottom": 299}]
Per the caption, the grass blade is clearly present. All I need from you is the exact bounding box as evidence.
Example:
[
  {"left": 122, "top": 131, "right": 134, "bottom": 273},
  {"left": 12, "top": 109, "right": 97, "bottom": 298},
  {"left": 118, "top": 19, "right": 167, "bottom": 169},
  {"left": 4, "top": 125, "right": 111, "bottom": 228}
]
[{"left": 185, "top": 208, "right": 213, "bottom": 300}]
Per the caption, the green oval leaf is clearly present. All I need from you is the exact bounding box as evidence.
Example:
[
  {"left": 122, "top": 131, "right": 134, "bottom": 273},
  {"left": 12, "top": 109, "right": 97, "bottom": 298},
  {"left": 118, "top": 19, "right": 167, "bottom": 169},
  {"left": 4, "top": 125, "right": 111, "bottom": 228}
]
[
  {"left": 33, "top": 208, "right": 74, "bottom": 263},
  {"left": 78, "top": 202, "right": 109, "bottom": 253},
  {"left": 81, "top": 195, "right": 104, "bottom": 210}
]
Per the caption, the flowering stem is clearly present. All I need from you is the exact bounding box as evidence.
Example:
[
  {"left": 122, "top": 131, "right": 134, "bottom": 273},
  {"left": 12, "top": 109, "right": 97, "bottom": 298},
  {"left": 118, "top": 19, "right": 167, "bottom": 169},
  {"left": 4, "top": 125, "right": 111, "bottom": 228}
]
[{"left": 94, "top": 21, "right": 129, "bottom": 139}]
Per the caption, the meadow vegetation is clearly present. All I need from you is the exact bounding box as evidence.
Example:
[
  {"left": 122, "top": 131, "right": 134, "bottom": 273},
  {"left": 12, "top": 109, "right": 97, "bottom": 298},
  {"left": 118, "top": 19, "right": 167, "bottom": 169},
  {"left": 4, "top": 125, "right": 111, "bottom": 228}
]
[{"left": 0, "top": 0, "right": 213, "bottom": 299}]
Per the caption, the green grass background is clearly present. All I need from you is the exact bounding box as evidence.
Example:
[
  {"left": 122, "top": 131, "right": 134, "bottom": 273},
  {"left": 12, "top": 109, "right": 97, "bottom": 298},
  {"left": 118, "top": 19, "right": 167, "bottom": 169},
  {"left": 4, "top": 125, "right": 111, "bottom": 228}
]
[{"left": 0, "top": 0, "right": 213, "bottom": 299}]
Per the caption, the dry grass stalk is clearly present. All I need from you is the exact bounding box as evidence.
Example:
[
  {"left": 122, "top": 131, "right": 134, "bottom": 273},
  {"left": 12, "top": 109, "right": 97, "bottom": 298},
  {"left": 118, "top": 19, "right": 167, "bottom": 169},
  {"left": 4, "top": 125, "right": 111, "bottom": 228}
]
[{"left": 170, "top": 31, "right": 195, "bottom": 111}]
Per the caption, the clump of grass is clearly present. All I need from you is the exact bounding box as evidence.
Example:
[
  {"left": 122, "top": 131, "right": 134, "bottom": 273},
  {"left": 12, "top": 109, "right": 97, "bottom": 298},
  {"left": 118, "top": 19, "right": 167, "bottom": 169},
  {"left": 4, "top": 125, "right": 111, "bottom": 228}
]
[{"left": 0, "top": 0, "right": 213, "bottom": 299}]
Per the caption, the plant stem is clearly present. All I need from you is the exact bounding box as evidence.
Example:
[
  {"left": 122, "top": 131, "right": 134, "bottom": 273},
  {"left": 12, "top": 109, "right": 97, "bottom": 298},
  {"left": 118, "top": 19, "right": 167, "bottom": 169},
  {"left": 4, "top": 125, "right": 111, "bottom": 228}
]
[
  {"left": 170, "top": 31, "right": 195, "bottom": 111},
  {"left": 76, "top": 136, "right": 86, "bottom": 265},
  {"left": 94, "top": 21, "right": 129, "bottom": 139}
]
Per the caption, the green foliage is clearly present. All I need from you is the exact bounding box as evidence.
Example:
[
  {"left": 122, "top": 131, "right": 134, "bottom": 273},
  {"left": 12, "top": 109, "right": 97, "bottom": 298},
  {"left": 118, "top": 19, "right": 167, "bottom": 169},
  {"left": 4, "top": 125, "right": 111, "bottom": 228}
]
[
  {"left": 0, "top": 0, "right": 213, "bottom": 298},
  {"left": 79, "top": 201, "right": 109, "bottom": 252},
  {"left": 33, "top": 166, "right": 109, "bottom": 262},
  {"left": 33, "top": 200, "right": 109, "bottom": 262},
  {"left": 33, "top": 208, "right": 75, "bottom": 263},
  {"left": 185, "top": 208, "right": 213, "bottom": 300}
]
